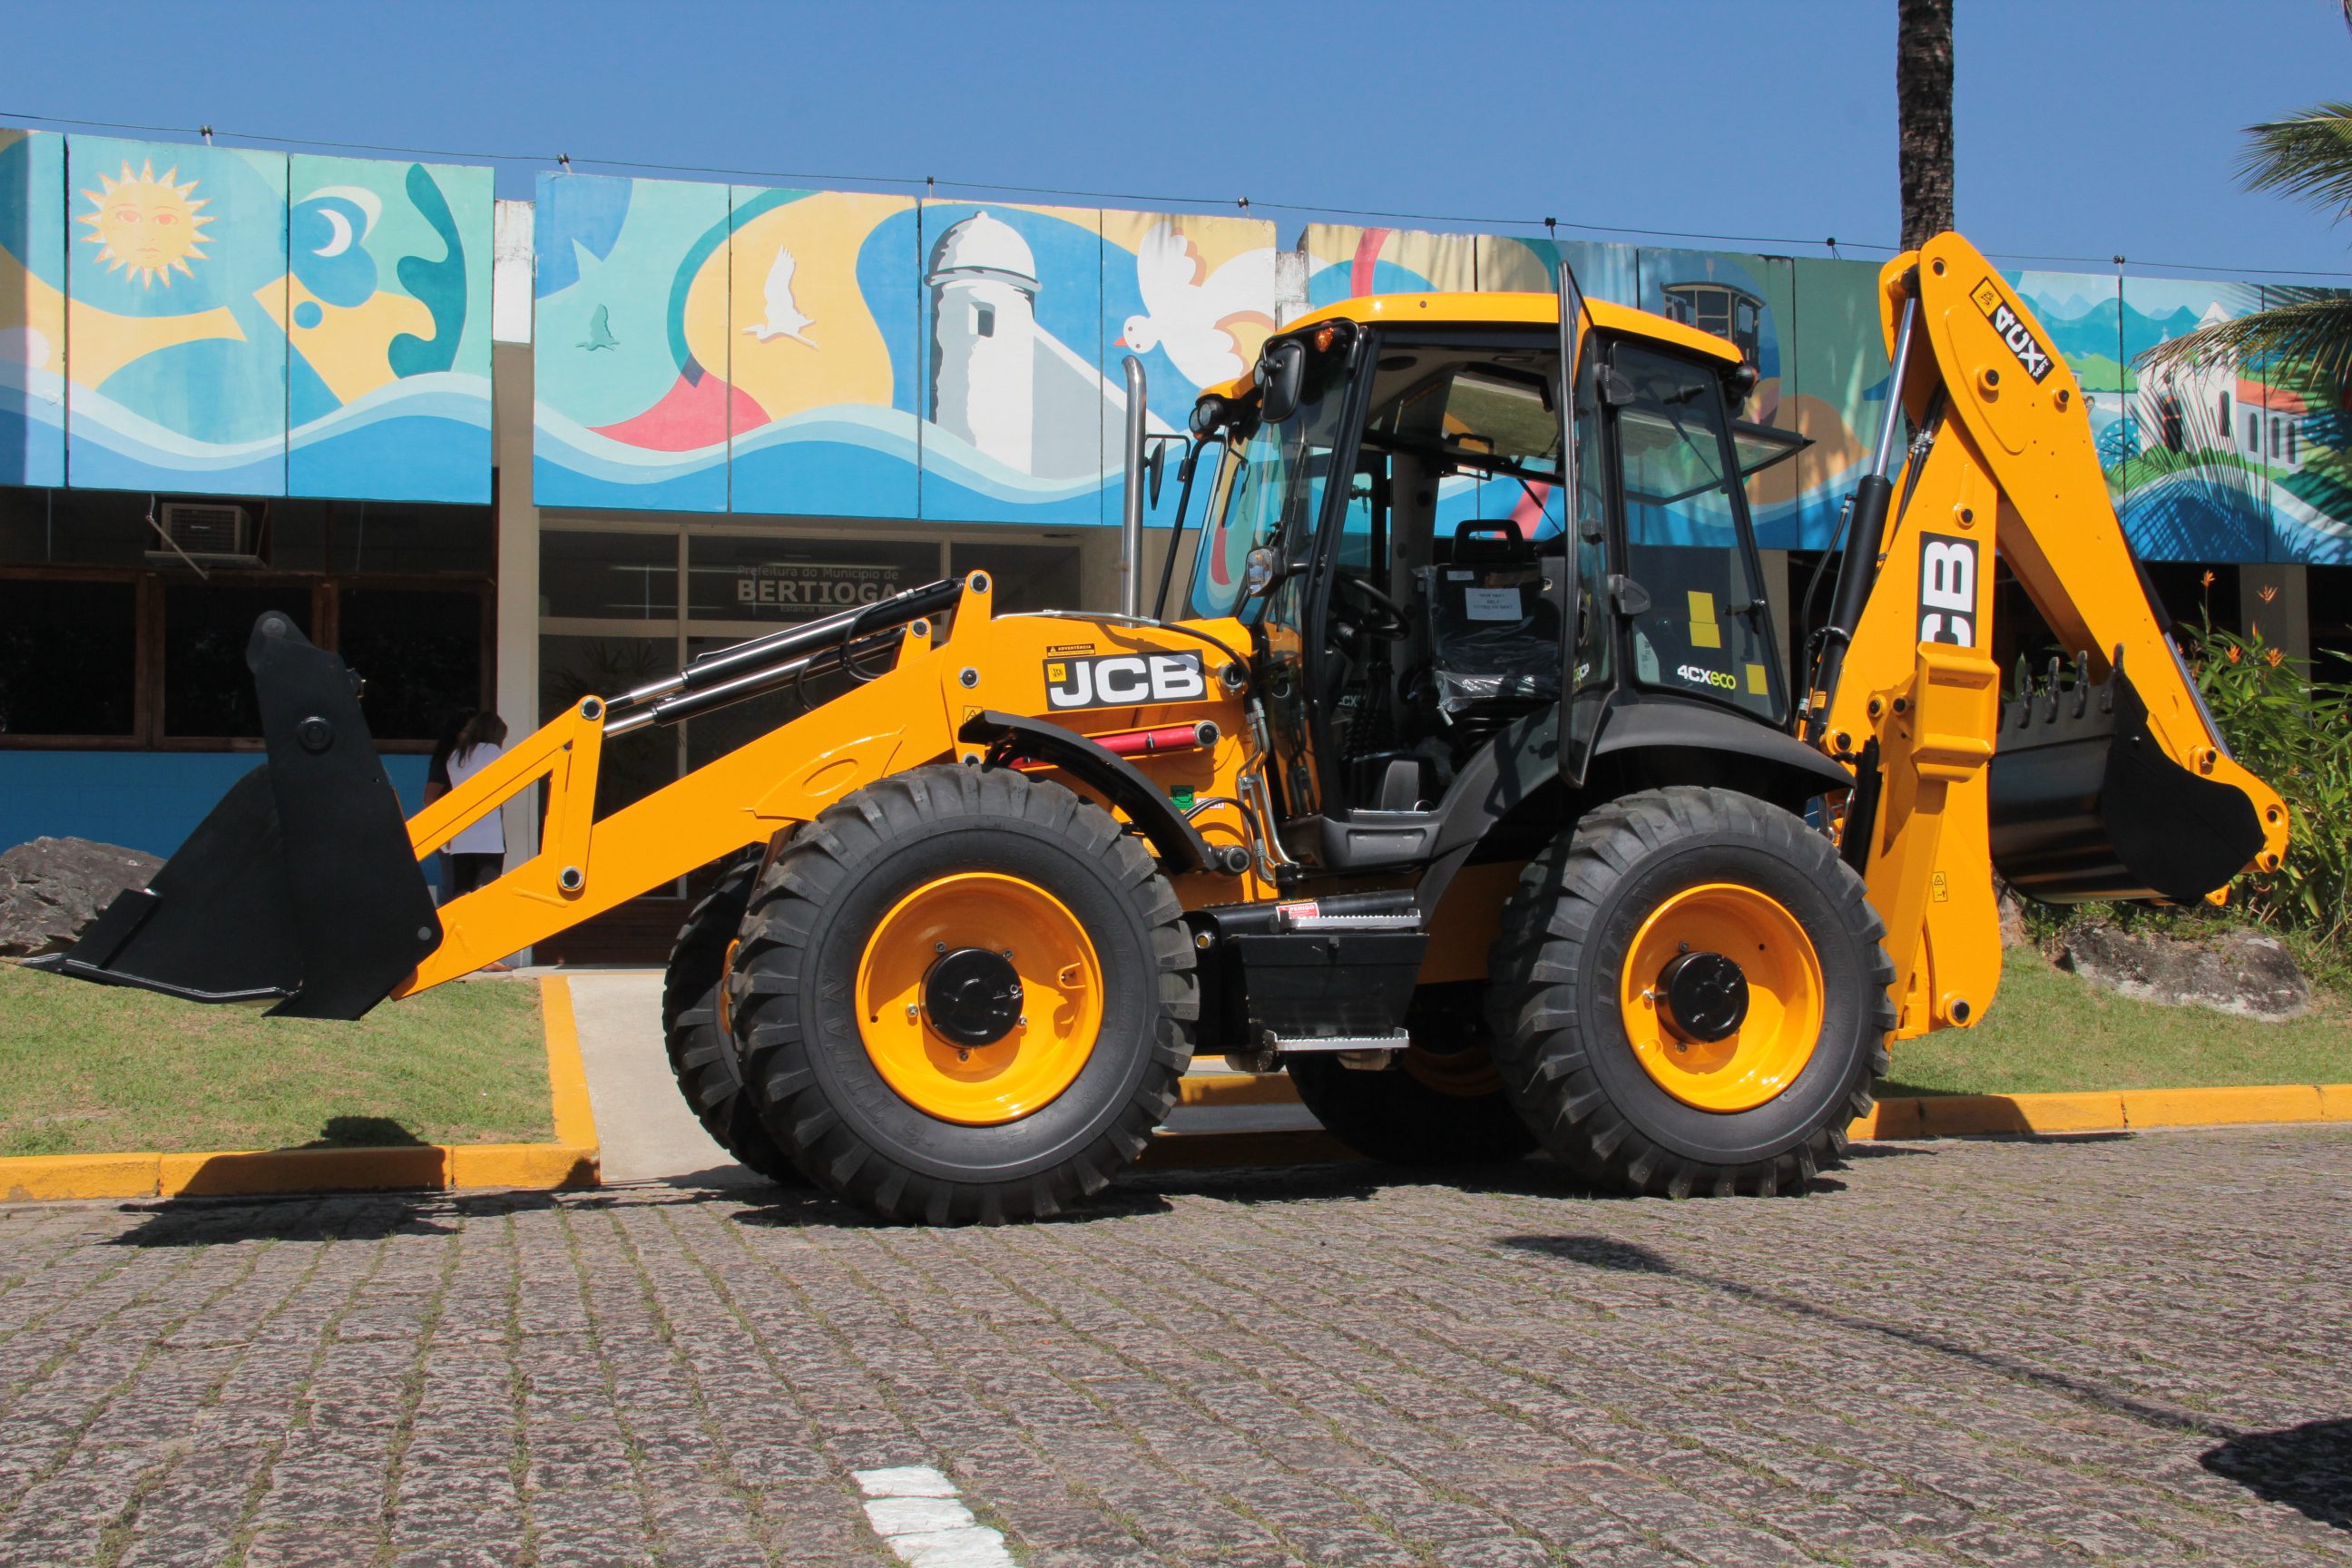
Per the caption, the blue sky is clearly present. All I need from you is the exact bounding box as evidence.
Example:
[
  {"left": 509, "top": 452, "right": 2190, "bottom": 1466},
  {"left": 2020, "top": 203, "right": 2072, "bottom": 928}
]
[{"left": 8, "top": 0, "right": 2352, "bottom": 281}]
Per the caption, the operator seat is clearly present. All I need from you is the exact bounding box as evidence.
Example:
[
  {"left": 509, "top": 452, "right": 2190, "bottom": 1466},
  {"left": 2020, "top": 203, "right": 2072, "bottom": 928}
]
[{"left": 1416, "top": 519, "right": 1563, "bottom": 721}]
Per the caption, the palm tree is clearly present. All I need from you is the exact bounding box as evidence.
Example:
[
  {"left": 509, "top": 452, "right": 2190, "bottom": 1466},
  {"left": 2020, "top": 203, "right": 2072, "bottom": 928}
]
[
  {"left": 1898, "top": 0, "right": 1955, "bottom": 250},
  {"left": 2139, "top": 99, "right": 2352, "bottom": 381}
]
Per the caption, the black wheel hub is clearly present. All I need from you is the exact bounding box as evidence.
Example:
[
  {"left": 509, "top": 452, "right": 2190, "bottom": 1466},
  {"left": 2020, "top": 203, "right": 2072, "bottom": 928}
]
[
  {"left": 1658, "top": 950, "right": 1749, "bottom": 1044},
  {"left": 924, "top": 946, "right": 1024, "bottom": 1047}
]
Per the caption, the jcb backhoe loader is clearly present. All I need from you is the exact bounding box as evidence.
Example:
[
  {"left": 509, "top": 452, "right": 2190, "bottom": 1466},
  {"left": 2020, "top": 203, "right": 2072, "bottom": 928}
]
[{"left": 37, "top": 232, "right": 2288, "bottom": 1224}]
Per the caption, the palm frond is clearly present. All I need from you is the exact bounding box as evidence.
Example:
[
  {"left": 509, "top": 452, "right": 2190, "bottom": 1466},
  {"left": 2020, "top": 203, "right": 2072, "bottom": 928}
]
[
  {"left": 2136, "top": 291, "right": 2352, "bottom": 383},
  {"left": 2237, "top": 103, "right": 2352, "bottom": 216}
]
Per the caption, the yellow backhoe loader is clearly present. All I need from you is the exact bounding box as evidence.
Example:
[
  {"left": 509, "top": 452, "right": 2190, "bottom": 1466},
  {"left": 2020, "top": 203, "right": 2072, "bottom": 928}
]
[{"left": 36, "top": 232, "right": 2288, "bottom": 1223}]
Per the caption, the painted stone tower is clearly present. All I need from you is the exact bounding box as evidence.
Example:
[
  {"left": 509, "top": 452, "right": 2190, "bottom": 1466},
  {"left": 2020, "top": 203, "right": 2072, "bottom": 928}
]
[{"left": 927, "top": 211, "right": 1039, "bottom": 472}]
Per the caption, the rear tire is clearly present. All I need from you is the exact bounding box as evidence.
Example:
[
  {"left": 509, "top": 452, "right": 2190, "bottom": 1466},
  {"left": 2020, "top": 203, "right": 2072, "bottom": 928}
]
[
  {"left": 662, "top": 852, "right": 799, "bottom": 1185},
  {"left": 725, "top": 764, "right": 1196, "bottom": 1224},
  {"left": 1285, "top": 983, "right": 1537, "bottom": 1166},
  {"left": 1486, "top": 787, "right": 1894, "bottom": 1198}
]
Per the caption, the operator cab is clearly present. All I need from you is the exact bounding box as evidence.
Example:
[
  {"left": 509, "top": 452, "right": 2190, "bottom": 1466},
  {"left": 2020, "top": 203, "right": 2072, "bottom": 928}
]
[{"left": 1188, "top": 297, "right": 1801, "bottom": 872}]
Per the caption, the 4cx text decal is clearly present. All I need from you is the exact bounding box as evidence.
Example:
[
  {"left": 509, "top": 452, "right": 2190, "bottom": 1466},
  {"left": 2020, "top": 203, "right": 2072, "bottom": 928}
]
[
  {"left": 1917, "top": 533, "right": 1978, "bottom": 647},
  {"left": 1044, "top": 651, "right": 1207, "bottom": 711},
  {"left": 1676, "top": 664, "right": 1737, "bottom": 691},
  {"left": 1969, "top": 278, "right": 2054, "bottom": 383}
]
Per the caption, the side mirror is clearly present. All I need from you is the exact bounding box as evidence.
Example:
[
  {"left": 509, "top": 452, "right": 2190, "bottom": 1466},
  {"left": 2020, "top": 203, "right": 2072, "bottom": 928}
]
[
  {"left": 1259, "top": 340, "right": 1306, "bottom": 425},
  {"left": 1148, "top": 441, "right": 1168, "bottom": 507},
  {"left": 1243, "top": 545, "right": 1279, "bottom": 597}
]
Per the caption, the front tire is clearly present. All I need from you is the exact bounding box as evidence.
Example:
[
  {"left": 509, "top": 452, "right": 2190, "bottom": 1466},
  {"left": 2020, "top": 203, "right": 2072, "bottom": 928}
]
[
  {"left": 1486, "top": 787, "right": 1895, "bottom": 1198},
  {"left": 725, "top": 765, "right": 1196, "bottom": 1224},
  {"left": 1285, "top": 983, "right": 1538, "bottom": 1166}
]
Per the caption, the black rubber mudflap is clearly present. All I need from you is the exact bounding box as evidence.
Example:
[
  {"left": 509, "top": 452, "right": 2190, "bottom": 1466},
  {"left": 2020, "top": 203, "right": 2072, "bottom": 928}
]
[
  {"left": 34, "top": 613, "right": 440, "bottom": 1018},
  {"left": 1988, "top": 670, "right": 2265, "bottom": 906}
]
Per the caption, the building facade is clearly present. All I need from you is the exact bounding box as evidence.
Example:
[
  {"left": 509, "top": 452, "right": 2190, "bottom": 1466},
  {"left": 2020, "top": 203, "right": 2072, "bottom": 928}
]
[{"left": 5, "top": 125, "right": 2346, "bottom": 921}]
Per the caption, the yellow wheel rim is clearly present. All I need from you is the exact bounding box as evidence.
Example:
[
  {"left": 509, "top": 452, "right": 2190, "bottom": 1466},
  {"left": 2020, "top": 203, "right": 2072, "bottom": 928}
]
[
  {"left": 853, "top": 872, "right": 1104, "bottom": 1125},
  {"left": 1618, "top": 882, "right": 1823, "bottom": 1113}
]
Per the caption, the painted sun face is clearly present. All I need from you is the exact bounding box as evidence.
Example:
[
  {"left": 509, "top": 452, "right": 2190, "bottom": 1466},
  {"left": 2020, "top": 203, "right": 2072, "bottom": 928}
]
[{"left": 78, "top": 159, "right": 212, "bottom": 288}]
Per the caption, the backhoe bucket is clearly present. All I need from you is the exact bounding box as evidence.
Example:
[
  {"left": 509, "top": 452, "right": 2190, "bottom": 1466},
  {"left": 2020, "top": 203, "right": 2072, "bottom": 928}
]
[
  {"left": 1987, "top": 668, "right": 2265, "bottom": 906},
  {"left": 31, "top": 613, "right": 440, "bottom": 1018}
]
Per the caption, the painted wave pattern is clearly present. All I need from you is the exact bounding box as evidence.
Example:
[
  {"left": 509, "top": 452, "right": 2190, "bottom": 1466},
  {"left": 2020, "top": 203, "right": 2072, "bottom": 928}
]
[
  {"left": 534, "top": 402, "right": 1124, "bottom": 514},
  {"left": 4, "top": 367, "right": 491, "bottom": 501}
]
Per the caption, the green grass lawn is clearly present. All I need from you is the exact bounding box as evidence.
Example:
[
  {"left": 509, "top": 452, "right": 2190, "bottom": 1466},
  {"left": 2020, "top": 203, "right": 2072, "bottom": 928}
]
[
  {"left": 1882, "top": 947, "right": 2352, "bottom": 1098},
  {"left": 0, "top": 962, "right": 553, "bottom": 1158}
]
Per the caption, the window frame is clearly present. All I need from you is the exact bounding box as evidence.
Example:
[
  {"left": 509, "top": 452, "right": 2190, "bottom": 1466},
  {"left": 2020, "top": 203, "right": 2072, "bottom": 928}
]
[{"left": 0, "top": 561, "right": 494, "bottom": 753}]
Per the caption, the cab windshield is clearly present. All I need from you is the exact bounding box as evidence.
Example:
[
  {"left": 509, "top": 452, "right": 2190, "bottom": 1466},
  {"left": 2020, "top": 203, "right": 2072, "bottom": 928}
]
[{"left": 1187, "top": 351, "right": 1352, "bottom": 622}]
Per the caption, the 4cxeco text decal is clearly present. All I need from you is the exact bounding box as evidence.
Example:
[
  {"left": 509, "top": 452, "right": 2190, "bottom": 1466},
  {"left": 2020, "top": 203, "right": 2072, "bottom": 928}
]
[
  {"left": 1044, "top": 651, "right": 1206, "bottom": 710},
  {"left": 1969, "top": 278, "right": 2054, "bottom": 383}
]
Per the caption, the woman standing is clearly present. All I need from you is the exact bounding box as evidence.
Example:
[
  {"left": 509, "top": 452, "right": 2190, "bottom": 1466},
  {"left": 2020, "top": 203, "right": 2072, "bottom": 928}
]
[{"left": 442, "top": 714, "right": 512, "bottom": 969}]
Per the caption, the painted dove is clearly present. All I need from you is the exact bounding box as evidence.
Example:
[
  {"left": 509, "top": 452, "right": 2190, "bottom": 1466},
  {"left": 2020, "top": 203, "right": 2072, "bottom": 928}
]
[
  {"left": 1118, "top": 221, "right": 1277, "bottom": 389},
  {"left": 744, "top": 245, "right": 818, "bottom": 347},
  {"left": 578, "top": 303, "right": 619, "bottom": 351}
]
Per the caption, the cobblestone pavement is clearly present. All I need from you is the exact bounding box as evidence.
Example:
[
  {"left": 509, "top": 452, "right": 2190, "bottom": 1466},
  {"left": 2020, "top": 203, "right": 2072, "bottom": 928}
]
[{"left": 1, "top": 1127, "right": 2347, "bottom": 1567}]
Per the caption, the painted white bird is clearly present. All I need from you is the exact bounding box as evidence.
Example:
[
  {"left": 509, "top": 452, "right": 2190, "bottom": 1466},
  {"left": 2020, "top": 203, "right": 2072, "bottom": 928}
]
[
  {"left": 1118, "top": 221, "right": 1277, "bottom": 389},
  {"left": 744, "top": 245, "right": 817, "bottom": 347}
]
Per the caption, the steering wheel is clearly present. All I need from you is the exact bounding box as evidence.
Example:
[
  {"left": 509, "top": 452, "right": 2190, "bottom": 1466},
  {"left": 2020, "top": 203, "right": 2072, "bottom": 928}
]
[{"left": 1330, "top": 573, "right": 1411, "bottom": 641}]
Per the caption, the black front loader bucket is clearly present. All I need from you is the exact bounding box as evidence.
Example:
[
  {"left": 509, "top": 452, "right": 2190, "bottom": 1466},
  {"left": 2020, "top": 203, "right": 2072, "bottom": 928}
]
[
  {"left": 1987, "top": 668, "right": 2265, "bottom": 906},
  {"left": 30, "top": 613, "right": 440, "bottom": 1019}
]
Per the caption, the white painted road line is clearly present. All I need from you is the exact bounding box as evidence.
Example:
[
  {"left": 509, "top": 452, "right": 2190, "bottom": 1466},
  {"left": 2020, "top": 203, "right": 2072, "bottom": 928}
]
[{"left": 853, "top": 1465, "right": 1017, "bottom": 1567}]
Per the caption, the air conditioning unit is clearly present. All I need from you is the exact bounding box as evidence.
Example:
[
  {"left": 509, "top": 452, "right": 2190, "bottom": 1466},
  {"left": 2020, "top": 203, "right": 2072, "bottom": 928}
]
[{"left": 150, "top": 502, "right": 259, "bottom": 564}]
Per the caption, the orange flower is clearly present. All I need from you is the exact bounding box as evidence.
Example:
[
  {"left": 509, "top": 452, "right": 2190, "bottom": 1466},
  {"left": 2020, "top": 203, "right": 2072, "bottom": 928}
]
[
  {"left": 2201, "top": 570, "right": 2218, "bottom": 588},
  {"left": 2267, "top": 647, "right": 2285, "bottom": 668},
  {"left": 2226, "top": 644, "right": 2242, "bottom": 664},
  {"left": 2260, "top": 583, "right": 2279, "bottom": 603}
]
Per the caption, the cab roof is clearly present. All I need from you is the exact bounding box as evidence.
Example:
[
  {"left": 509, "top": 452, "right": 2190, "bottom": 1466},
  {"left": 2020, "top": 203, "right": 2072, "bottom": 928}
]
[{"left": 1203, "top": 289, "right": 1741, "bottom": 402}]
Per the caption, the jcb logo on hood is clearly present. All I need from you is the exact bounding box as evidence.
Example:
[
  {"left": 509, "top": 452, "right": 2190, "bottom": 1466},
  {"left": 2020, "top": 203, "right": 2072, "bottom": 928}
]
[
  {"left": 1043, "top": 651, "right": 1206, "bottom": 710},
  {"left": 1971, "top": 278, "right": 2053, "bottom": 383}
]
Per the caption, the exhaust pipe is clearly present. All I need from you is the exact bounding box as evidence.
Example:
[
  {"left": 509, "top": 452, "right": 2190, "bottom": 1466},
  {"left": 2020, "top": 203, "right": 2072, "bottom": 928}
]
[
  {"left": 1121, "top": 354, "right": 1146, "bottom": 618},
  {"left": 30, "top": 614, "right": 439, "bottom": 1018}
]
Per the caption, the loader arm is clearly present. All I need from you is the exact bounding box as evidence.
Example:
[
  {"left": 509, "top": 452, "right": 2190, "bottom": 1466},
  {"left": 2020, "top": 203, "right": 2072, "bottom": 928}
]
[
  {"left": 1816, "top": 233, "right": 2290, "bottom": 1038},
  {"left": 401, "top": 573, "right": 1262, "bottom": 995}
]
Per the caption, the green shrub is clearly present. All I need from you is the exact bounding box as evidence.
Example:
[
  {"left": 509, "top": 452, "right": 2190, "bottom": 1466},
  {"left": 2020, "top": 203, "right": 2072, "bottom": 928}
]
[{"left": 2181, "top": 615, "right": 2352, "bottom": 949}]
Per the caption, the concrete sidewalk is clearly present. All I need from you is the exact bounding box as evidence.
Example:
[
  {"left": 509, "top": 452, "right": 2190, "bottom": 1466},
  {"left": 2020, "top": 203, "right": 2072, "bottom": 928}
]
[{"left": 560, "top": 969, "right": 1321, "bottom": 1184}]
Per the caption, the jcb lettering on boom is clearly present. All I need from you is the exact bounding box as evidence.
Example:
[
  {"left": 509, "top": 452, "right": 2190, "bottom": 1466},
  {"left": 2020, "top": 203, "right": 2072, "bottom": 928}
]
[
  {"left": 1044, "top": 651, "right": 1206, "bottom": 711},
  {"left": 1970, "top": 278, "right": 2053, "bottom": 383},
  {"left": 1917, "top": 534, "right": 1978, "bottom": 647}
]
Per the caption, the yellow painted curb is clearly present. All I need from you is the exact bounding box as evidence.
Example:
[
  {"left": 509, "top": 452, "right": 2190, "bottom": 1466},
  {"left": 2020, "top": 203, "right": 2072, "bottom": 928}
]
[
  {"left": 1, "top": 1152, "right": 162, "bottom": 1203},
  {"left": 2119, "top": 1083, "right": 2326, "bottom": 1129},
  {"left": 1180, "top": 1073, "right": 1301, "bottom": 1109},
  {"left": 0, "top": 976, "right": 601, "bottom": 1205}
]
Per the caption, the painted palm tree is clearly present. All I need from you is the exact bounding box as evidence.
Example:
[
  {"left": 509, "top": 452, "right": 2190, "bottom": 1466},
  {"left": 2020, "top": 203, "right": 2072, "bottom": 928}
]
[{"left": 1898, "top": 0, "right": 1955, "bottom": 250}]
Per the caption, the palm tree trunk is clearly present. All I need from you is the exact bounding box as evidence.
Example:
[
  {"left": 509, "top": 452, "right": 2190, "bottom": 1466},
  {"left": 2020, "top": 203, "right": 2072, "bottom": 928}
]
[{"left": 1898, "top": 0, "right": 1955, "bottom": 250}]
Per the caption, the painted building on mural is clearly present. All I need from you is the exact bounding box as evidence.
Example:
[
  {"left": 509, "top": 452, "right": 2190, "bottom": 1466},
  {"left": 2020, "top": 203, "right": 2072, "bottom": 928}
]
[{"left": 2, "top": 120, "right": 2346, "bottom": 900}]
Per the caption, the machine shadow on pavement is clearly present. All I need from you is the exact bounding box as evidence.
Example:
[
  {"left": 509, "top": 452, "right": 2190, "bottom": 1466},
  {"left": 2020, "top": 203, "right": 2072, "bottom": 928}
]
[
  {"left": 1498, "top": 1231, "right": 2241, "bottom": 1442},
  {"left": 2203, "top": 1418, "right": 2352, "bottom": 1533}
]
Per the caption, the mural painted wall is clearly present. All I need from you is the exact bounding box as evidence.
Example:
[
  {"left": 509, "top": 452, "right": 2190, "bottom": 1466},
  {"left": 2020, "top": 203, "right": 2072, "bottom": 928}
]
[
  {"left": 0, "top": 128, "right": 64, "bottom": 488},
  {"left": 534, "top": 172, "right": 1277, "bottom": 526},
  {"left": 1308, "top": 222, "right": 2352, "bottom": 567},
  {"left": 0, "top": 129, "right": 490, "bottom": 502},
  {"left": 8, "top": 125, "right": 2347, "bottom": 562}
]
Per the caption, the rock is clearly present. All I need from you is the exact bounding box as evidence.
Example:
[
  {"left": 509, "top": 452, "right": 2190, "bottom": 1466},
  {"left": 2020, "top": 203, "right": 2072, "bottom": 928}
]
[
  {"left": 2059, "top": 920, "right": 2311, "bottom": 1021},
  {"left": 0, "top": 837, "right": 163, "bottom": 958},
  {"left": 1994, "top": 876, "right": 2029, "bottom": 948}
]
